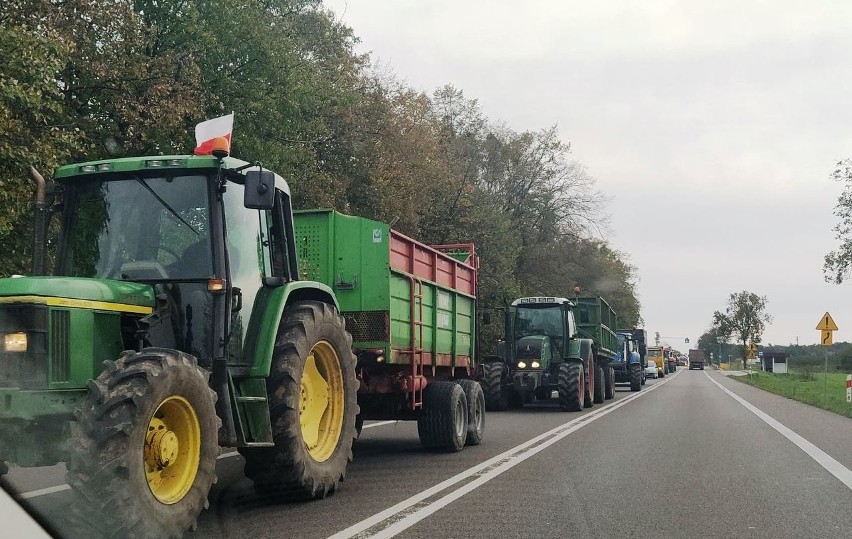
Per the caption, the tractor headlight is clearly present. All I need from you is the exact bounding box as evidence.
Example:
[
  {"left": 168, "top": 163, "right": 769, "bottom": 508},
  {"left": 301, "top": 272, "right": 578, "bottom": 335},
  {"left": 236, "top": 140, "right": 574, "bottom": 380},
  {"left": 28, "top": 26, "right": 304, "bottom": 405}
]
[
  {"left": 3, "top": 332, "right": 28, "bottom": 352},
  {"left": 531, "top": 361, "right": 540, "bottom": 369},
  {"left": 517, "top": 361, "right": 527, "bottom": 369}
]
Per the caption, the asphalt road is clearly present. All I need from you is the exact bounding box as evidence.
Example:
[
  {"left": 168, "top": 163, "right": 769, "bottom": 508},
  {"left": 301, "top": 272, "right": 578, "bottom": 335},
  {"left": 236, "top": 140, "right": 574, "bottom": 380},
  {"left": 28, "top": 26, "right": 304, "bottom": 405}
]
[{"left": 4, "top": 368, "right": 852, "bottom": 538}]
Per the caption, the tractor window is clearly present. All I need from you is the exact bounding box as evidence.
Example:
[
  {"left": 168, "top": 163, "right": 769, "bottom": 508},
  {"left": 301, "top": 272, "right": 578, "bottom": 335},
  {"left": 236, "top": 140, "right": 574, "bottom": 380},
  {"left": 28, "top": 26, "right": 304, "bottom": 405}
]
[{"left": 56, "top": 175, "right": 212, "bottom": 280}]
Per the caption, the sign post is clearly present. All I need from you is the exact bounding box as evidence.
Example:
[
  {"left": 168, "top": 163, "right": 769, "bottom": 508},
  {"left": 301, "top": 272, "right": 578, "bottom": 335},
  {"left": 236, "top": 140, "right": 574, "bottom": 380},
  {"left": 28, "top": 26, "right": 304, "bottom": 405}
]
[{"left": 816, "top": 312, "right": 838, "bottom": 407}]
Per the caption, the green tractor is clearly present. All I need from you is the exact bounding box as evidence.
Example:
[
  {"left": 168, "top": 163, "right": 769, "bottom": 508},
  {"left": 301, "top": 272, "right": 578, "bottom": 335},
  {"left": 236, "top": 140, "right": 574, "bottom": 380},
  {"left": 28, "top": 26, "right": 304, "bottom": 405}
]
[{"left": 0, "top": 148, "right": 358, "bottom": 537}]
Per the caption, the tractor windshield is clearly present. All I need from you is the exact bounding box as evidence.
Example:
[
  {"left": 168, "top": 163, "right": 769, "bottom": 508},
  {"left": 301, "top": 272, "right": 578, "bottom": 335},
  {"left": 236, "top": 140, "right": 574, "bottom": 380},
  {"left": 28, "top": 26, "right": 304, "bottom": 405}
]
[
  {"left": 56, "top": 175, "right": 213, "bottom": 280},
  {"left": 514, "top": 305, "right": 565, "bottom": 341}
]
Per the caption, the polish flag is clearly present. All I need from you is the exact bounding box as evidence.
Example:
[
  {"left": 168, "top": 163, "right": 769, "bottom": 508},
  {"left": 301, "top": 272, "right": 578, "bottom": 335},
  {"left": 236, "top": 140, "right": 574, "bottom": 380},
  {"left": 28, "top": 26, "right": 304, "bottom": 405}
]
[{"left": 194, "top": 113, "right": 234, "bottom": 155}]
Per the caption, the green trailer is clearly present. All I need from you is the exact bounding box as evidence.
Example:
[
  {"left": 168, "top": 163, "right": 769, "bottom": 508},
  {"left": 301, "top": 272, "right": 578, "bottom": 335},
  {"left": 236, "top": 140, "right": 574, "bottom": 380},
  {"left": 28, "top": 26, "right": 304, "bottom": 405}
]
[
  {"left": 294, "top": 209, "right": 484, "bottom": 451},
  {"left": 574, "top": 296, "right": 619, "bottom": 398}
]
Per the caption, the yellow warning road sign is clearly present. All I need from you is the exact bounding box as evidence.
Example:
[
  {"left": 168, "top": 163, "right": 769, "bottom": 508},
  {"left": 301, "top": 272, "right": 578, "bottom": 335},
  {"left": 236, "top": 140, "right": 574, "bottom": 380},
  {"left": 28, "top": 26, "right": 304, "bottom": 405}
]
[
  {"left": 821, "top": 329, "right": 833, "bottom": 346},
  {"left": 816, "top": 312, "right": 838, "bottom": 331}
]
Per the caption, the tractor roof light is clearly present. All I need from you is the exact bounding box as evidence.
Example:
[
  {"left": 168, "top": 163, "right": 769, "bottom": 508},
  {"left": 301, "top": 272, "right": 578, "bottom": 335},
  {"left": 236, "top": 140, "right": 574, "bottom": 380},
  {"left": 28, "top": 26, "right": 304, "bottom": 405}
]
[
  {"left": 211, "top": 137, "right": 230, "bottom": 159},
  {"left": 517, "top": 361, "right": 527, "bottom": 369},
  {"left": 531, "top": 361, "right": 540, "bottom": 369}
]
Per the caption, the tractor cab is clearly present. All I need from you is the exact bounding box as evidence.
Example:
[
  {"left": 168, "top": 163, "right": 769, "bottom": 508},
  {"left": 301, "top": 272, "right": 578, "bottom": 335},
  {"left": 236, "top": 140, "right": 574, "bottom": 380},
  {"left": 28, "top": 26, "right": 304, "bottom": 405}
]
[{"left": 508, "top": 297, "right": 576, "bottom": 372}]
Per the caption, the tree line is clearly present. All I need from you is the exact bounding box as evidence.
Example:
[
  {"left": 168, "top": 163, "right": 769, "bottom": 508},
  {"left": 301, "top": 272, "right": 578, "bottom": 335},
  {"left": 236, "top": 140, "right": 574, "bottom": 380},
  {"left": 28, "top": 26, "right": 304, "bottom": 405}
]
[{"left": 0, "top": 0, "right": 641, "bottom": 341}]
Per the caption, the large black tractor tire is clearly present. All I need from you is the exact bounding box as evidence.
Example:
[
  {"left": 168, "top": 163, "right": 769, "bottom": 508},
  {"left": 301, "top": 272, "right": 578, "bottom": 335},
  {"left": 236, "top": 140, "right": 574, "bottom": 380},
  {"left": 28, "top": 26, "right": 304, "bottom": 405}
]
[
  {"left": 593, "top": 365, "right": 605, "bottom": 404},
  {"left": 481, "top": 362, "right": 508, "bottom": 411},
  {"left": 456, "top": 379, "right": 485, "bottom": 446},
  {"left": 604, "top": 366, "right": 616, "bottom": 399},
  {"left": 240, "top": 301, "right": 358, "bottom": 500},
  {"left": 558, "top": 362, "right": 584, "bottom": 412},
  {"left": 629, "top": 364, "right": 642, "bottom": 392},
  {"left": 418, "top": 381, "right": 468, "bottom": 452},
  {"left": 66, "top": 348, "right": 219, "bottom": 539}
]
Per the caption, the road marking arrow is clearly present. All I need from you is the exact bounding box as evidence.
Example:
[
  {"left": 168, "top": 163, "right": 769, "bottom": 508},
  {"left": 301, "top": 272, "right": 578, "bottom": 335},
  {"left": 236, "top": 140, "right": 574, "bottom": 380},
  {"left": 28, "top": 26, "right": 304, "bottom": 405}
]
[{"left": 816, "top": 312, "right": 838, "bottom": 331}]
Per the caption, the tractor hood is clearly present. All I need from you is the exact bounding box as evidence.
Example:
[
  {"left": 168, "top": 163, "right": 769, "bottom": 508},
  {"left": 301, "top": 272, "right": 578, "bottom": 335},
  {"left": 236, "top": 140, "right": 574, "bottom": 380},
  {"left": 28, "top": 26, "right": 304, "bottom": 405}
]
[
  {"left": 515, "top": 335, "right": 549, "bottom": 360},
  {"left": 0, "top": 276, "right": 155, "bottom": 314}
]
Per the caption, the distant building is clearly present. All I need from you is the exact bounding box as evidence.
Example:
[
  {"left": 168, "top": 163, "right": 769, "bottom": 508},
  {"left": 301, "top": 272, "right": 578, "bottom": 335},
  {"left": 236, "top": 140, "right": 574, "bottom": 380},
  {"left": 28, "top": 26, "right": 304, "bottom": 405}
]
[{"left": 761, "top": 351, "right": 789, "bottom": 374}]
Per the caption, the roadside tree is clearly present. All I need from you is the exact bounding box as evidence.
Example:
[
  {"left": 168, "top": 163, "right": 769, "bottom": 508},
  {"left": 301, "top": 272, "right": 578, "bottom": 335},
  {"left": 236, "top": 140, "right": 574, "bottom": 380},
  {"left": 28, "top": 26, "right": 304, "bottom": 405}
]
[{"left": 712, "top": 291, "right": 772, "bottom": 369}]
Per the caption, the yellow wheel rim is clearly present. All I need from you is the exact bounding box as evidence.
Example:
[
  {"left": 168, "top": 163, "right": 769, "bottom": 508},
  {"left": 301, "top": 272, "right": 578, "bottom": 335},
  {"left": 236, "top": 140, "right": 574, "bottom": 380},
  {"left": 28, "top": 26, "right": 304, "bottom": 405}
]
[
  {"left": 145, "top": 395, "right": 201, "bottom": 504},
  {"left": 300, "top": 341, "right": 345, "bottom": 462}
]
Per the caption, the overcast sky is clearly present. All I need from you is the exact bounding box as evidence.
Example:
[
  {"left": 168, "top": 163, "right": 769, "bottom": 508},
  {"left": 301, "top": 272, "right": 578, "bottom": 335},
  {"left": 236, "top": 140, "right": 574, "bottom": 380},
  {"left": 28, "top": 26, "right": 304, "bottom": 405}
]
[{"left": 325, "top": 1, "right": 852, "bottom": 347}]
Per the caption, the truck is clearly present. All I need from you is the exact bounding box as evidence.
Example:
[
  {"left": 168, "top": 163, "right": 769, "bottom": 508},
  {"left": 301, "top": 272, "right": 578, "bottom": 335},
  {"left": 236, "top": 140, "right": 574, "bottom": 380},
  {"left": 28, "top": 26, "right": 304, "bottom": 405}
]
[
  {"left": 0, "top": 144, "right": 361, "bottom": 538},
  {"left": 647, "top": 345, "right": 667, "bottom": 378},
  {"left": 613, "top": 329, "right": 645, "bottom": 391},
  {"left": 293, "top": 209, "right": 484, "bottom": 451},
  {"left": 688, "top": 349, "right": 706, "bottom": 370},
  {"left": 480, "top": 295, "right": 617, "bottom": 412}
]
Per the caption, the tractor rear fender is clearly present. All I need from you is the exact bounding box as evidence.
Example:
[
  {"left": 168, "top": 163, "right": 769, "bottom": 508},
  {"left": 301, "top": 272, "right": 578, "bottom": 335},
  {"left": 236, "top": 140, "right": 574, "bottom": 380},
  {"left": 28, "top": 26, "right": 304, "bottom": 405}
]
[
  {"left": 573, "top": 339, "right": 590, "bottom": 363},
  {"left": 243, "top": 281, "right": 339, "bottom": 378}
]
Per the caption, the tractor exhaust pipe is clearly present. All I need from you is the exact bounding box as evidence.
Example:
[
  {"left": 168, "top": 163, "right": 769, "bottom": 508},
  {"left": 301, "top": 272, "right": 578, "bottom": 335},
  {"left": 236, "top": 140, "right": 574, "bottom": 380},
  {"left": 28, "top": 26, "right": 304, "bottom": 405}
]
[{"left": 30, "top": 166, "right": 49, "bottom": 275}]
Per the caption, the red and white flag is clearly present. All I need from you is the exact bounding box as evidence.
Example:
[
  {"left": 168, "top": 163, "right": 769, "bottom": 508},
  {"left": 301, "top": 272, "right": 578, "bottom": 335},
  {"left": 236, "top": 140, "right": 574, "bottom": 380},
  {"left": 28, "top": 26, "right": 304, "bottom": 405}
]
[{"left": 194, "top": 113, "right": 233, "bottom": 155}]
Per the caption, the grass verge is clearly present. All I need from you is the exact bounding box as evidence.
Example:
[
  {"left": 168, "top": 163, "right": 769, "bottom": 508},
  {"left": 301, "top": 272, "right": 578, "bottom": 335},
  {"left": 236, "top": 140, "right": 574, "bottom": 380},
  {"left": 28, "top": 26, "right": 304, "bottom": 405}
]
[{"left": 733, "top": 369, "right": 852, "bottom": 419}]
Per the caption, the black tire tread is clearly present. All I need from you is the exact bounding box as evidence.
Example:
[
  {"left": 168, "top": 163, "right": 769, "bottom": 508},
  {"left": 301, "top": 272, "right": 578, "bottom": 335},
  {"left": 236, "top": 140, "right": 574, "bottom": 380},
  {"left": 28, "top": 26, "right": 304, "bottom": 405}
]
[
  {"left": 239, "top": 301, "right": 358, "bottom": 501},
  {"left": 66, "top": 348, "right": 219, "bottom": 539},
  {"left": 481, "top": 362, "right": 507, "bottom": 411},
  {"left": 558, "top": 362, "right": 583, "bottom": 412},
  {"left": 629, "top": 363, "right": 642, "bottom": 392},
  {"left": 417, "top": 381, "right": 467, "bottom": 452},
  {"left": 456, "top": 379, "right": 485, "bottom": 446}
]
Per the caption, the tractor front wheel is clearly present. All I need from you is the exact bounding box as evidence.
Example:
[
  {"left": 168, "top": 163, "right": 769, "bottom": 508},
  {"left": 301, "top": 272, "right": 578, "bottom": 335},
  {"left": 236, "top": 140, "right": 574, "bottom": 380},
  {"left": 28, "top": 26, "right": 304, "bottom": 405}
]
[
  {"left": 481, "top": 362, "right": 508, "bottom": 411},
  {"left": 558, "top": 362, "right": 584, "bottom": 412},
  {"left": 240, "top": 301, "right": 358, "bottom": 500},
  {"left": 67, "top": 348, "right": 219, "bottom": 539},
  {"left": 630, "top": 364, "right": 642, "bottom": 392}
]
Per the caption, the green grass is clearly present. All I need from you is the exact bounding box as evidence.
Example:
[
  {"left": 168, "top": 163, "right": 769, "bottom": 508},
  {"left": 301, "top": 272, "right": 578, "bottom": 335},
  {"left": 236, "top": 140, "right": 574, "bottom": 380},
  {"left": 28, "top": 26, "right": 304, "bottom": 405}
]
[{"left": 734, "top": 369, "right": 852, "bottom": 418}]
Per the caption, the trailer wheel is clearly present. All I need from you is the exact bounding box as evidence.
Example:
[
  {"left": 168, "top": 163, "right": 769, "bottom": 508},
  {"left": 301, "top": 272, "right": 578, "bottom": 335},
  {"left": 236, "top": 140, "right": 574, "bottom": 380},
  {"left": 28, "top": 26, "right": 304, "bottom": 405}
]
[
  {"left": 641, "top": 368, "right": 647, "bottom": 385},
  {"left": 417, "top": 381, "right": 468, "bottom": 452},
  {"left": 584, "top": 353, "right": 595, "bottom": 409},
  {"left": 606, "top": 366, "right": 616, "bottom": 398},
  {"left": 630, "top": 364, "right": 642, "bottom": 392},
  {"left": 456, "top": 379, "right": 485, "bottom": 446},
  {"left": 66, "top": 349, "right": 219, "bottom": 539},
  {"left": 593, "top": 365, "right": 605, "bottom": 404},
  {"left": 240, "top": 301, "right": 358, "bottom": 500},
  {"left": 481, "top": 362, "right": 508, "bottom": 411},
  {"left": 558, "top": 362, "right": 584, "bottom": 412}
]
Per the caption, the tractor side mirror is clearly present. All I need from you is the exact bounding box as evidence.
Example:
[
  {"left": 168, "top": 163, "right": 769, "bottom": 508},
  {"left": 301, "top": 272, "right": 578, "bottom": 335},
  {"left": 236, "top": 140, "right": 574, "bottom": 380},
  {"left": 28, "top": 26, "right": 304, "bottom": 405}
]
[{"left": 244, "top": 170, "right": 275, "bottom": 209}]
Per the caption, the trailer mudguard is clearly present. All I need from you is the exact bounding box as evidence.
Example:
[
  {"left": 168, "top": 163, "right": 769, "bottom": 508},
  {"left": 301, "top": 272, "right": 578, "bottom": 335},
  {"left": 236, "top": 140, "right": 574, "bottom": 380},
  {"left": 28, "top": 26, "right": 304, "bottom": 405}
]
[{"left": 243, "top": 280, "right": 339, "bottom": 378}]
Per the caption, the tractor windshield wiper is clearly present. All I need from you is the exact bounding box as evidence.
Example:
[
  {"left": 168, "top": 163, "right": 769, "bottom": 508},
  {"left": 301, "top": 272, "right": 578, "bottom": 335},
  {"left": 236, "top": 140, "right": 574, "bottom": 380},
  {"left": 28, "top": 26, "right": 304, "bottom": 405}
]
[{"left": 135, "top": 178, "right": 199, "bottom": 236}]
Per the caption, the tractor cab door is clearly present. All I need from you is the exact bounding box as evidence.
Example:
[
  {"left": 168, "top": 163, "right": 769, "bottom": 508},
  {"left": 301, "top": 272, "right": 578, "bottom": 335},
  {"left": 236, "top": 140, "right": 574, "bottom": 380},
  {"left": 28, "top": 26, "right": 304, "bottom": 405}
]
[{"left": 221, "top": 183, "right": 294, "bottom": 366}]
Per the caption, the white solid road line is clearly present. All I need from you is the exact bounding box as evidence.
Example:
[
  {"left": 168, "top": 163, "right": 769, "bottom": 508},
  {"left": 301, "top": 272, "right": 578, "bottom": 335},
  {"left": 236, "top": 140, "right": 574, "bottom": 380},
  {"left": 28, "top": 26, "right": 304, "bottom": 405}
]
[
  {"left": 328, "top": 372, "right": 681, "bottom": 539},
  {"left": 16, "top": 420, "right": 400, "bottom": 500},
  {"left": 705, "top": 371, "right": 852, "bottom": 491}
]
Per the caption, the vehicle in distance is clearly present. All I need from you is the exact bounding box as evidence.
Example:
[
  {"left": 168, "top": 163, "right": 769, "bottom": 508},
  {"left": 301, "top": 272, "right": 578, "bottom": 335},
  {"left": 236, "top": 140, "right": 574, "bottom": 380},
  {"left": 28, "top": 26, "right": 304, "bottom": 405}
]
[
  {"left": 688, "top": 349, "right": 706, "bottom": 370},
  {"left": 645, "top": 360, "right": 659, "bottom": 379}
]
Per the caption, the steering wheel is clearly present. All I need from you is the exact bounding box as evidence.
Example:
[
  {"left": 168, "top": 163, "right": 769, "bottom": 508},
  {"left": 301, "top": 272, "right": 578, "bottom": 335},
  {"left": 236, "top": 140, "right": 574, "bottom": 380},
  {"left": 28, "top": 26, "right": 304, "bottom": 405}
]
[
  {"left": 120, "top": 261, "right": 170, "bottom": 280},
  {"left": 157, "top": 245, "right": 181, "bottom": 264}
]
